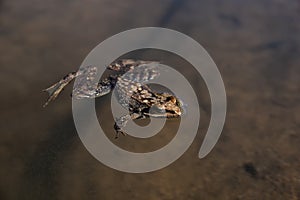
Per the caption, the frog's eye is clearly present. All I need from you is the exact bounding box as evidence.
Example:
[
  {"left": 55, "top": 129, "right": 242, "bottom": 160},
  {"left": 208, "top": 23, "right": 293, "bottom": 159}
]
[{"left": 166, "top": 96, "right": 177, "bottom": 104}]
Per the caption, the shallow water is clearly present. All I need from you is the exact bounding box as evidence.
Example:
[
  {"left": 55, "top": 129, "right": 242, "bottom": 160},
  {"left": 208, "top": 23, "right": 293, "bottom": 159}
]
[{"left": 0, "top": 0, "right": 299, "bottom": 199}]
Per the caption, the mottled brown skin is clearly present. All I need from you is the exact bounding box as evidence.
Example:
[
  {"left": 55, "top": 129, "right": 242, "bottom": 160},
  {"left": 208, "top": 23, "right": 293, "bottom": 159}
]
[
  {"left": 43, "top": 59, "right": 184, "bottom": 138},
  {"left": 114, "top": 84, "right": 183, "bottom": 138}
]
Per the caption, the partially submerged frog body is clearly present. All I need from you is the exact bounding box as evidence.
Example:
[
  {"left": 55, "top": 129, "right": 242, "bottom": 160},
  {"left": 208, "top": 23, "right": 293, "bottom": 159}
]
[{"left": 43, "top": 59, "right": 183, "bottom": 138}]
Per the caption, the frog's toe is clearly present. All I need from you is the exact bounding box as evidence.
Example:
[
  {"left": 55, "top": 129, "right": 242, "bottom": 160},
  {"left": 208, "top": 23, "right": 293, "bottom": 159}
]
[
  {"left": 114, "top": 130, "right": 127, "bottom": 139},
  {"left": 114, "top": 123, "right": 127, "bottom": 139}
]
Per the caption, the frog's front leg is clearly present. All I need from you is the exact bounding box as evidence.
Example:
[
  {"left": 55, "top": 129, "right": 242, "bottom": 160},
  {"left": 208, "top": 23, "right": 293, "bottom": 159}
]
[{"left": 114, "top": 113, "right": 143, "bottom": 139}]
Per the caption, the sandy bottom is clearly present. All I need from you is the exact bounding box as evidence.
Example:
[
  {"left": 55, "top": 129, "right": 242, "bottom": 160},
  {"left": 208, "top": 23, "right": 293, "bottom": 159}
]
[{"left": 0, "top": 0, "right": 299, "bottom": 199}]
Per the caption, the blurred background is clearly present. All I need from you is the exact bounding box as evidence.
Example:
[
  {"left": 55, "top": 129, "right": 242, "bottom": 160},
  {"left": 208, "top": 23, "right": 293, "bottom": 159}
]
[{"left": 0, "top": 0, "right": 299, "bottom": 199}]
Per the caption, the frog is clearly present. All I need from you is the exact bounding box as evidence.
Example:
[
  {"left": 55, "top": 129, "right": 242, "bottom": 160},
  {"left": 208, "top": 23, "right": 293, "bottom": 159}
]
[{"left": 43, "top": 59, "right": 184, "bottom": 138}]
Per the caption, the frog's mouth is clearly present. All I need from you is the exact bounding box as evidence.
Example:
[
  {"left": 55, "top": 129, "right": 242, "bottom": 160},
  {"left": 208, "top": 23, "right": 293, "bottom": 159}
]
[{"left": 144, "top": 105, "right": 182, "bottom": 118}]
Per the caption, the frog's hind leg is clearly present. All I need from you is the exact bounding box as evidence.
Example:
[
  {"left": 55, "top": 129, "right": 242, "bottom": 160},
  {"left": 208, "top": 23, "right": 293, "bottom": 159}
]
[
  {"left": 114, "top": 113, "right": 142, "bottom": 139},
  {"left": 43, "top": 65, "right": 101, "bottom": 107},
  {"left": 43, "top": 71, "right": 78, "bottom": 107}
]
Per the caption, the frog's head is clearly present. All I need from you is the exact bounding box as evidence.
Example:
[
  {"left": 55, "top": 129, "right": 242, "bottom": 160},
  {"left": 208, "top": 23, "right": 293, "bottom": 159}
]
[{"left": 149, "top": 93, "right": 185, "bottom": 118}]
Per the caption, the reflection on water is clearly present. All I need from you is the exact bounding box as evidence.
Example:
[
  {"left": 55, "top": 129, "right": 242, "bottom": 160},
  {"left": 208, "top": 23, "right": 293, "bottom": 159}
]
[
  {"left": 158, "top": 0, "right": 185, "bottom": 26},
  {"left": 0, "top": 0, "right": 300, "bottom": 199}
]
